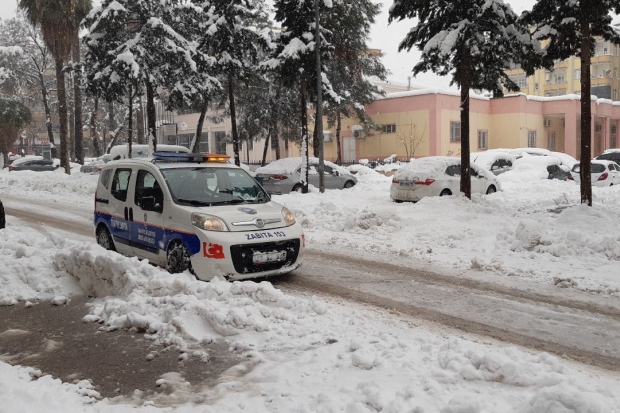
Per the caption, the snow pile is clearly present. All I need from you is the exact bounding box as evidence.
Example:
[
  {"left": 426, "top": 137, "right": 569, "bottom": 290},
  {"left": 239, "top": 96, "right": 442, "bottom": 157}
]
[
  {"left": 54, "top": 245, "right": 328, "bottom": 348},
  {"left": 0, "top": 226, "right": 81, "bottom": 305},
  {"left": 0, "top": 168, "right": 98, "bottom": 205}
]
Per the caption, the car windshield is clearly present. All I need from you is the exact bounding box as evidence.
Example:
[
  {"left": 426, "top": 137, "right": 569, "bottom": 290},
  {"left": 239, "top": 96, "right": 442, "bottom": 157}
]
[{"left": 161, "top": 166, "right": 269, "bottom": 206}]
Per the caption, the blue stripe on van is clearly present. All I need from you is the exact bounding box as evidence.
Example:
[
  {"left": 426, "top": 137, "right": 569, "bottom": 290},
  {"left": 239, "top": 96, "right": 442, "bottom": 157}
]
[{"left": 95, "top": 211, "right": 201, "bottom": 255}]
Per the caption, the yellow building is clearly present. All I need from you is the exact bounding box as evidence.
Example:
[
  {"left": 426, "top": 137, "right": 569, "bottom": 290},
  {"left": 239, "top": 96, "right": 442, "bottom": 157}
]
[{"left": 505, "top": 38, "right": 620, "bottom": 100}]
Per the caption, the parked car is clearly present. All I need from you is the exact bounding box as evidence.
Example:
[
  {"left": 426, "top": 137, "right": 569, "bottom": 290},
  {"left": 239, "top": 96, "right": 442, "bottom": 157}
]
[
  {"left": 595, "top": 149, "right": 620, "bottom": 165},
  {"left": 569, "top": 160, "right": 620, "bottom": 186},
  {"left": 508, "top": 154, "right": 571, "bottom": 180},
  {"left": 390, "top": 156, "right": 500, "bottom": 202},
  {"left": 9, "top": 156, "right": 58, "bottom": 172},
  {"left": 255, "top": 157, "right": 357, "bottom": 194},
  {"left": 470, "top": 151, "right": 515, "bottom": 175},
  {"left": 80, "top": 158, "right": 105, "bottom": 174}
]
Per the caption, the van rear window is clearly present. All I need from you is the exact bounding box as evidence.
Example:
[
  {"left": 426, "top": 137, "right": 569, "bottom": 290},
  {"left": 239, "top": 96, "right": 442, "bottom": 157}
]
[{"left": 100, "top": 169, "right": 112, "bottom": 189}]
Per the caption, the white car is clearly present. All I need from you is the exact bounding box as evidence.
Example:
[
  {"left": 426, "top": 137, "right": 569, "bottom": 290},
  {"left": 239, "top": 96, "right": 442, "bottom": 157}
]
[
  {"left": 390, "top": 156, "right": 500, "bottom": 202},
  {"left": 94, "top": 152, "right": 305, "bottom": 281},
  {"left": 569, "top": 160, "right": 620, "bottom": 187}
]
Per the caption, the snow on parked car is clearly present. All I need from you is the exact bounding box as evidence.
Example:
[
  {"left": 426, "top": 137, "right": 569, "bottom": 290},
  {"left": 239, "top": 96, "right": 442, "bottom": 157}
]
[
  {"left": 390, "top": 156, "right": 500, "bottom": 202},
  {"left": 470, "top": 151, "right": 515, "bottom": 175},
  {"left": 255, "top": 157, "right": 357, "bottom": 194}
]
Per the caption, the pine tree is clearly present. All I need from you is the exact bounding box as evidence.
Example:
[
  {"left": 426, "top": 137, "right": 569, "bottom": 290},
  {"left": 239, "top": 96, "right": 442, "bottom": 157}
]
[
  {"left": 83, "top": 0, "right": 216, "bottom": 152},
  {"left": 389, "top": 0, "right": 536, "bottom": 198},
  {"left": 522, "top": 0, "right": 620, "bottom": 206}
]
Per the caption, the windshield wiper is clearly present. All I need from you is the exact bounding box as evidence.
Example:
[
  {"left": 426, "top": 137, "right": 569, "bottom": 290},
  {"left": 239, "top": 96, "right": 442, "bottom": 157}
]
[{"left": 176, "top": 199, "right": 213, "bottom": 206}]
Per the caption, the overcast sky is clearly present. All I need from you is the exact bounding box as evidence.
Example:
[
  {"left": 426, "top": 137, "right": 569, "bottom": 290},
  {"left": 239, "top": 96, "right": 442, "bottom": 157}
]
[{"left": 0, "top": 0, "right": 536, "bottom": 89}]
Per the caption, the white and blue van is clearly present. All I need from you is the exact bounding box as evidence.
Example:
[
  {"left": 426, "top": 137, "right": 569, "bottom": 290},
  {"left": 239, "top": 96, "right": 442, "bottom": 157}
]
[{"left": 94, "top": 152, "right": 304, "bottom": 280}]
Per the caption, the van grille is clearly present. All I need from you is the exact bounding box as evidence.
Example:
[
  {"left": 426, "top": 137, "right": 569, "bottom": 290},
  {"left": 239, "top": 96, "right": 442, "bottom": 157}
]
[{"left": 230, "top": 239, "right": 300, "bottom": 274}]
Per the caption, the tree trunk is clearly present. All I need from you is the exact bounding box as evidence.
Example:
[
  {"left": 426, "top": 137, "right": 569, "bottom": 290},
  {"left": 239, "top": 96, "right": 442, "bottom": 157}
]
[
  {"left": 312, "top": 121, "right": 319, "bottom": 158},
  {"left": 39, "top": 71, "right": 57, "bottom": 159},
  {"left": 90, "top": 98, "right": 100, "bottom": 157},
  {"left": 261, "top": 129, "right": 270, "bottom": 166},
  {"left": 193, "top": 100, "right": 209, "bottom": 154},
  {"left": 336, "top": 111, "right": 342, "bottom": 164},
  {"left": 228, "top": 75, "right": 240, "bottom": 166},
  {"left": 300, "top": 81, "right": 309, "bottom": 194},
  {"left": 580, "top": 20, "right": 593, "bottom": 206},
  {"left": 56, "top": 58, "right": 70, "bottom": 174},
  {"left": 272, "top": 88, "right": 281, "bottom": 160},
  {"left": 136, "top": 98, "right": 145, "bottom": 144},
  {"left": 69, "top": 86, "right": 75, "bottom": 161},
  {"left": 146, "top": 79, "right": 157, "bottom": 152},
  {"left": 73, "top": 33, "right": 84, "bottom": 164},
  {"left": 128, "top": 87, "right": 133, "bottom": 158},
  {"left": 459, "top": 77, "right": 471, "bottom": 199},
  {"left": 106, "top": 100, "right": 114, "bottom": 153}
]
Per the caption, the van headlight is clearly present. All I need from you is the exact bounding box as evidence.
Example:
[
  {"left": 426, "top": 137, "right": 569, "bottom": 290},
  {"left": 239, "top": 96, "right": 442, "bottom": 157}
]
[
  {"left": 191, "top": 213, "right": 229, "bottom": 232},
  {"left": 282, "top": 207, "right": 296, "bottom": 226}
]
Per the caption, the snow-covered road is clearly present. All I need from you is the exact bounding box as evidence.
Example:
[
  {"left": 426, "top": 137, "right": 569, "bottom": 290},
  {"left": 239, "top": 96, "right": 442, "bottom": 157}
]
[{"left": 7, "top": 193, "right": 620, "bottom": 372}]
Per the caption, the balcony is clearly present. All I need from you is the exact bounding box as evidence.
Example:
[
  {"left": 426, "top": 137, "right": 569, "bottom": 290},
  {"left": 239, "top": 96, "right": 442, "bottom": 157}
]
[{"left": 592, "top": 55, "right": 614, "bottom": 64}]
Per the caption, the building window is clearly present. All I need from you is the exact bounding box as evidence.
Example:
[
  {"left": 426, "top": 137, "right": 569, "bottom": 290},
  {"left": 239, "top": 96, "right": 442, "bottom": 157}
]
[
  {"left": 382, "top": 124, "right": 396, "bottom": 133},
  {"left": 604, "top": 47, "right": 610, "bottom": 55},
  {"left": 528, "top": 130, "right": 537, "bottom": 148},
  {"left": 534, "top": 82, "right": 539, "bottom": 91},
  {"left": 214, "top": 131, "right": 227, "bottom": 154},
  {"left": 517, "top": 78, "right": 527, "bottom": 88},
  {"left": 575, "top": 69, "right": 581, "bottom": 79},
  {"left": 477, "top": 130, "right": 487, "bottom": 149},
  {"left": 450, "top": 121, "right": 461, "bottom": 142},
  {"left": 548, "top": 132, "right": 556, "bottom": 151},
  {"left": 553, "top": 74, "right": 565, "bottom": 83},
  {"left": 199, "top": 141, "right": 209, "bottom": 153},
  {"left": 614, "top": 89, "right": 618, "bottom": 101}
]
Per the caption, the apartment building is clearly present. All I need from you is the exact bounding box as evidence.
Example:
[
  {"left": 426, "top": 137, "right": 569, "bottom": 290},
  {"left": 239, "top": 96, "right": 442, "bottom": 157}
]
[{"left": 505, "top": 38, "right": 620, "bottom": 100}]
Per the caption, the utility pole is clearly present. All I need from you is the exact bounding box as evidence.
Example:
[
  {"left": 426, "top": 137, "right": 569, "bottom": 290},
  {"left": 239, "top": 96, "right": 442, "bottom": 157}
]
[{"left": 315, "top": 0, "right": 325, "bottom": 193}]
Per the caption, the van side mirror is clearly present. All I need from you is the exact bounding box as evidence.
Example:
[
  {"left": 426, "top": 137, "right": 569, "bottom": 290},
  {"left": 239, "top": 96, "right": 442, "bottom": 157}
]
[{"left": 141, "top": 196, "right": 162, "bottom": 213}]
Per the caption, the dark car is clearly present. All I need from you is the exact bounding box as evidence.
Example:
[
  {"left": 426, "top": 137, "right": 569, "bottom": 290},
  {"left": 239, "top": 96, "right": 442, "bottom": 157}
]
[
  {"left": 595, "top": 150, "right": 620, "bottom": 165},
  {"left": 9, "top": 158, "right": 58, "bottom": 172}
]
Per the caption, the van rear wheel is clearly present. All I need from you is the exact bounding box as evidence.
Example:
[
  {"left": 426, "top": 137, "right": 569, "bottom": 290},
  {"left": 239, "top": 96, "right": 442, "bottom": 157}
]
[
  {"left": 96, "top": 226, "right": 116, "bottom": 251},
  {"left": 167, "top": 241, "right": 192, "bottom": 274}
]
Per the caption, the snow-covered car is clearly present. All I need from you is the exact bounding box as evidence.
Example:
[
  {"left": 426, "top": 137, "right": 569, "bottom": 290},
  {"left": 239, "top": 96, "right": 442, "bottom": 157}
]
[
  {"left": 505, "top": 154, "right": 571, "bottom": 181},
  {"left": 255, "top": 157, "right": 357, "bottom": 194},
  {"left": 80, "top": 158, "right": 105, "bottom": 174},
  {"left": 101, "top": 144, "right": 191, "bottom": 162},
  {"left": 9, "top": 156, "right": 58, "bottom": 172},
  {"left": 569, "top": 160, "right": 620, "bottom": 187},
  {"left": 390, "top": 156, "right": 500, "bottom": 202},
  {"left": 94, "top": 152, "right": 304, "bottom": 281},
  {"left": 470, "top": 151, "right": 515, "bottom": 175}
]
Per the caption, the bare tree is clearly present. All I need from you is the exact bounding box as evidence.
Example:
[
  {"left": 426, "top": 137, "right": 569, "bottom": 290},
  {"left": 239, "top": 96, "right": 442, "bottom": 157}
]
[{"left": 396, "top": 121, "right": 426, "bottom": 159}]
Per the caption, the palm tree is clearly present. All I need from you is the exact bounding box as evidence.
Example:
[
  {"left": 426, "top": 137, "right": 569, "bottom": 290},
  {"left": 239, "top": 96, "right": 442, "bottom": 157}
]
[{"left": 18, "top": 0, "right": 91, "bottom": 174}]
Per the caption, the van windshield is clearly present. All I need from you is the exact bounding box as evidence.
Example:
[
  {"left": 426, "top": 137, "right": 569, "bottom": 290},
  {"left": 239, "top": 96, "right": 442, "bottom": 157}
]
[{"left": 161, "top": 167, "right": 269, "bottom": 206}]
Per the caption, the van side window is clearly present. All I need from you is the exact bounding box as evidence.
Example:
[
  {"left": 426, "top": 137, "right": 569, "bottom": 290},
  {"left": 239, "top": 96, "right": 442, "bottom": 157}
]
[
  {"left": 111, "top": 168, "right": 132, "bottom": 202},
  {"left": 100, "top": 169, "right": 112, "bottom": 189},
  {"left": 135, "top": 170, "right": 163, "bottom": 210}
]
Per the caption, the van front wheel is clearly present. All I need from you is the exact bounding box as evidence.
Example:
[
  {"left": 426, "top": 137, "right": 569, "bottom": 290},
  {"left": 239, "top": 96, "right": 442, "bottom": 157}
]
[
  {"left": 167, "top": 241, "right": 191, "bottom": 274},
  {"left": 96, "top": 225, "right": 116, "bottom": 252}
]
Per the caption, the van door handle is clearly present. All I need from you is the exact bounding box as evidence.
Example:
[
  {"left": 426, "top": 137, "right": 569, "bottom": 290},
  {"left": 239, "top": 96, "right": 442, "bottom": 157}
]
[
  {"left": 124, "top": 207, "right": 128, "bottom": 221},
  {"left": 129, "top": 207, "right": 133, "bottom": 222}
]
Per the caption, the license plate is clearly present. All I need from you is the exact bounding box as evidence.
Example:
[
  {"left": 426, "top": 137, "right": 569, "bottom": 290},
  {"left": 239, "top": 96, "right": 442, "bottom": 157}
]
[
  {"left": 252, "top": 251, "right": 287, "bottom": 265},
  {"left": 399, "top": 180, "right": 415, "bottom": 187}
]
